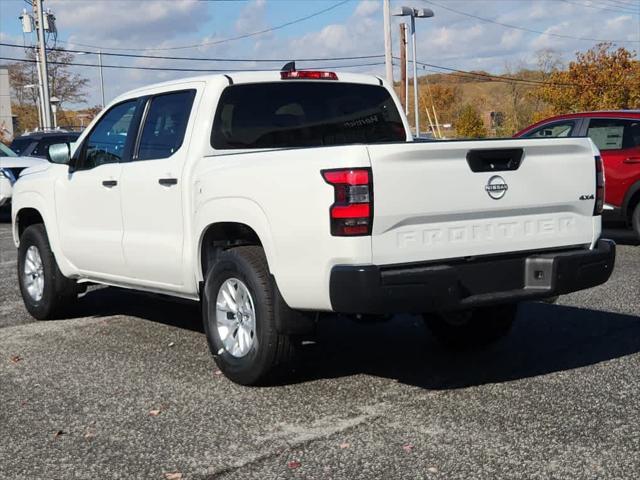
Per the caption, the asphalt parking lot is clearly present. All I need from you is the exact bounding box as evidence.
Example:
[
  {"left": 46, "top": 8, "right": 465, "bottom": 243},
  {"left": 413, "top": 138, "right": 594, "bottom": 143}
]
[{"left": 1, "top": 213, "right": 639, "bottom": 480}]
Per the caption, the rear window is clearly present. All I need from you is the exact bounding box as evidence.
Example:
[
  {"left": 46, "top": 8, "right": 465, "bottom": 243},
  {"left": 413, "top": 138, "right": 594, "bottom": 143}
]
[
  {"left": 211, "top": 82, "right": 406, "bottom": 150},
  {"left": 10, "top": 138, "right": 32, "bottom": 155}
]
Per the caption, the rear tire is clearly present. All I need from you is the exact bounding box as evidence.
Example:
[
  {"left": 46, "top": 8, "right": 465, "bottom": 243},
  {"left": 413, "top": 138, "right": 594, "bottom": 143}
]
[
  {"left": 202, "top": 246, "right": 295, "bottom": 386},
  {"left": 17, "top": 224, "right": 77, "bottom": 320},
  {"left": 632, "top": 202, "right": 640, "bottom": 241},
  {"left": 423, "top": 304, "right": 517, "bottom": 349}
]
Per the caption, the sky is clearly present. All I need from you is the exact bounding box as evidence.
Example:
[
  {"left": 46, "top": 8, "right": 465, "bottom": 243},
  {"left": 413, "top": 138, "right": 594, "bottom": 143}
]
[{"left": 0, "top": 0, "right": 639, "bottom": 108}]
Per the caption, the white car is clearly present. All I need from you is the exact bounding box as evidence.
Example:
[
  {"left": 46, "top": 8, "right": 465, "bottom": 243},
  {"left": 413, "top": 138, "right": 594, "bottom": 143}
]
[
  {"left": 0, "top": 143, "right": 48, "bottom": 208},
  {"left": 11, "top": 68, "right": 615, "bottom": 385}
]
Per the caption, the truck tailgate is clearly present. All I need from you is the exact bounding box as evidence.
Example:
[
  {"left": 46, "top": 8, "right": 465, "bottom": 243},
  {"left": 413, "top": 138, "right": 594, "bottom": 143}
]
[{"left": 367, "top": 138, "right": 598, "bottom": 265}]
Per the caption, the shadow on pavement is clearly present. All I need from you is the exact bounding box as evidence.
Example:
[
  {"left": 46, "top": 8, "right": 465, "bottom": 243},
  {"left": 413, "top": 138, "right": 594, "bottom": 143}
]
[
  {"left": 295, "top": 302, "right": 640, "bottom": 389},
  {"left": 72, "top": 286, "right": 204, "bottom": 333},
  {"left": 71, "top": 286, "right": 640, "bottom": 390}
]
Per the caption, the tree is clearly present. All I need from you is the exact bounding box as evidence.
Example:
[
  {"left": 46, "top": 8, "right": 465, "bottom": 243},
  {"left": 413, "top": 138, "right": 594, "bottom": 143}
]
[
  {"left": 455, "top": 104, "right": 487, "bottom": 138},
  {"left": 420, "top": 83, "right": 460, "bottom": 123},
  {"left": 9, "top": 49, "right": 89, "bottom": 107},
  {"left": 8, "top": 49, "right": 89, "bottom": 133},
  {"left": 532, "top": 43, "right": 640, "bottom": 114}
]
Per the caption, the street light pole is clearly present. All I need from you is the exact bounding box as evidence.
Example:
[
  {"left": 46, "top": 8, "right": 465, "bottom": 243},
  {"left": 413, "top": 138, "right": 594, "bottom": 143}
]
[
  {"left": 98, "top": 50, "right": 105, "bottom": 108},
  {"left": 410, "top": 15, "right": 419, "bottom": 137},
  {"left": 392, "top": 6, "right": 434, "bottom": 138},
  {"left": 404, "top": 23, "right": 409, "bottom": 115},
  {"left": 383, "top": 0, "right": 393, "bottom": 84}
]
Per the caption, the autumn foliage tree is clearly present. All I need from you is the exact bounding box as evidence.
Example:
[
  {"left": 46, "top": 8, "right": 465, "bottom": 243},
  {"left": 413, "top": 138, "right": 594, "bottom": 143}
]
[
  {"left": 532, "top": 43, "right": 640, "bottom": 115},
  {"left": 9, "top": 49, "right": 89, "bottom": 132},
  {"left": 455, "top": 104, "right": 487, "bottom": 138}
]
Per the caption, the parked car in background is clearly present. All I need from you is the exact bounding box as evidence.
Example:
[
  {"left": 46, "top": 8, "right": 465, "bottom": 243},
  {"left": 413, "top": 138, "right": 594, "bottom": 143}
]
[
  {"left": 515, "top": 111, "right": 640, "bottom": 239},
  {"left": 0, "top": 143, "right": 48, "bottom": 209},
  {"left": 10, "top": 131, "right": 80, "bottom": 159}
]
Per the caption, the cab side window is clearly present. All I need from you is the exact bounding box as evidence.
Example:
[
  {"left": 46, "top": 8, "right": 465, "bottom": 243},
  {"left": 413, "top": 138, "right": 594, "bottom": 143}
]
[
  {"left": 525, "top": 121, "right": 576, "bottom": 138},
  {"left": 81, "top": 100, "right": 138, "bottom": 170},
  {"left": 136, "top": 90, "right": 195, "bottom": 161},
  {"left": 587, "top": 118, "right": 640, "bottom": 151}
]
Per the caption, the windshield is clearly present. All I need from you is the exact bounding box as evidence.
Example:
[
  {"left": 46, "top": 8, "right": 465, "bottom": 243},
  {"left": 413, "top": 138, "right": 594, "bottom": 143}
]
[
  {"left": 211, "top": 82, "right": 407, "bottom": 149},
  {"left": 0, "top": 143, "right": 17, "bottom": 157}
]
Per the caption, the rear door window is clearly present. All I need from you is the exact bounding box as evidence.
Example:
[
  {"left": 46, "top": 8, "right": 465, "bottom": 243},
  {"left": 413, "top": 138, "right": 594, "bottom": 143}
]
[
  {"left": 524, "top": 121, "right": 576, "bottom": 138},
  {"left": 211, "top": 82, "right": 406, "bottom": 149},
  {"left": 136, "top": 90, "right": 195, "bottom": 160},
  {"left": 587, "top": 118, "right": 640, "bottom": 151}
]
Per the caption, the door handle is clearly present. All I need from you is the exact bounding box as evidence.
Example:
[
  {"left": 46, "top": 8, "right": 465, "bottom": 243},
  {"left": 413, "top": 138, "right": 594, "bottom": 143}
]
[
  {"left": 102, "top": 180, "right": 118, "bottom": 188},
  {"left": 158, "top": 178, "right": 178, "bottom": 186},
  {"left": 623, "top": 157, "right": 640, "bottom": 164}
]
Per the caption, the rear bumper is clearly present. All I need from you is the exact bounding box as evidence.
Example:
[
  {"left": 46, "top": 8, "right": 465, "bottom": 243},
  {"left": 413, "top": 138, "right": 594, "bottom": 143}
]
[{"left": 329, "top": 239, "right": 616, "bottom": 314}]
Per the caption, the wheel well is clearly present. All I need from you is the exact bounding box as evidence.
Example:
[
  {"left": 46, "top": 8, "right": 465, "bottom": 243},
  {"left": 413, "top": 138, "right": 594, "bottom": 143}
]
[
  {"left": 200, "top": 222, "right": 262, "bottom": 278},
  {"left": 17, "top": 208, "right": 44, "bottom": 238},
  {"left": 627, "top": 189, "right": 640, "bottom": 224}
]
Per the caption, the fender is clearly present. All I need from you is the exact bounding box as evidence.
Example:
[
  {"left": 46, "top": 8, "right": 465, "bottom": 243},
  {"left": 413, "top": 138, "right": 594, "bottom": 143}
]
[
  {"left": 193, "top": 196, "right": 278, "bottom": 282},
  {"left": 12, "top": 190, "right": 76, "bottom": 278}
]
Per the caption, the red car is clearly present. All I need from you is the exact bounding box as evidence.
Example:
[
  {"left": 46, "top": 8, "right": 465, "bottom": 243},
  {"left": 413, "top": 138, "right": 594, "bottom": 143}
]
[{"left": 515, "top": 111, "right": 640, "bottom": 239}]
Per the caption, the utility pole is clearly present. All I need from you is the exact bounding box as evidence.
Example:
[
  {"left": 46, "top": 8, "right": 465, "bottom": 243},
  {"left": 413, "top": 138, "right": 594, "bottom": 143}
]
[
  {"left": 98, "top": 50, "right": 105, "bottom": 108},
  {"left": 383, "top": 0, "right": 393, "bottom": 84},
  {"left": 399, "top": 24, "right": 408, "bottom": 114},
  {"left": 34, "top": 0, "right": 52, "bottom": 130}
]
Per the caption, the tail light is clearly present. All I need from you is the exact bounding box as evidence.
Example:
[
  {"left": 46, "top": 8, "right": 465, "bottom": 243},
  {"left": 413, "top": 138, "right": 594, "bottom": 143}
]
[
  {"left": 594, "top": 155, "right": 604, "bottom": 215},
  {"left": 281, "top": 70, "right": 338, "bottom": 80},
  {"left": 322, "top": 168, "right": 373, "bottom": 236}
]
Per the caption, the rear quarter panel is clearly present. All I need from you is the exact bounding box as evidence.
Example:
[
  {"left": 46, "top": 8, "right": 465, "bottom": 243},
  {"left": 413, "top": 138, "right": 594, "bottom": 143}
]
[{"left": 192, "top": 145, "right": 373, "bottom": 311}]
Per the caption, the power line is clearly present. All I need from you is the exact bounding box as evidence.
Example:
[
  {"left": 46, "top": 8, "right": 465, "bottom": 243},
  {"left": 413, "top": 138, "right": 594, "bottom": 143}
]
[
  {"left": 421, "top": 0, "right": 640, "bottom": 43},
  {"left": 393, "top": 57, "right": 630, "bottom": 88},
  {"left": 0, "top": 42, "right": 383, "bottom": 63},
  {"left": 558, "top": 0, "right": 640, "bottom": 15},
  {"left": 55, "top": 0, "right": 352, "bottom": 52},
  {"left": 600, "top": 0, "right": 640, "bottom": 11},
  {"left": 0, "top": 55, "right": 385, "bottom": 73}
]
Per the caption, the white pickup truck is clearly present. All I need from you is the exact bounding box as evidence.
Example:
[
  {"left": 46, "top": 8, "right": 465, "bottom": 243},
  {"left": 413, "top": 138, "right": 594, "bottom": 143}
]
[{"left": 12, "top": 67, "right": 615, "bottom": 385}]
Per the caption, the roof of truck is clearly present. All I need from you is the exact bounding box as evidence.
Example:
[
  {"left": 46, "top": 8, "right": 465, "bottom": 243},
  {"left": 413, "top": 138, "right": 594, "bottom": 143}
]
[{"left": 118, "top": 70, "right": 386, "bottom": 100}]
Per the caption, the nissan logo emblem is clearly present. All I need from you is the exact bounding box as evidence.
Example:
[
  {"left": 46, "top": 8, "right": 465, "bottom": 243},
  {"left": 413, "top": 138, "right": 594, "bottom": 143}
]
[{"left": 485, "top": 175, "right": 508, "bottom": 200}]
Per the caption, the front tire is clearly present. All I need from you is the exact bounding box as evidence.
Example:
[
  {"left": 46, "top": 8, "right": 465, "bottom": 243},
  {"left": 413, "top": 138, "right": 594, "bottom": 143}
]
[
  {"left": 423, "top": 304, "right": 517, "bottom": 349},
  {"left": 202, "top": 246, "right": 295, "bottom": 386},
  {"left": 17, "top": 224, "right": 77, "bottom": 320}
]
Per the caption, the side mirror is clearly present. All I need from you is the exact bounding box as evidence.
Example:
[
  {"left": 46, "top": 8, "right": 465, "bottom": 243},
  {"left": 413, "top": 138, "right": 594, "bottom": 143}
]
[{"left": 48, "top": 143, "right": 71, "bottom": 165}]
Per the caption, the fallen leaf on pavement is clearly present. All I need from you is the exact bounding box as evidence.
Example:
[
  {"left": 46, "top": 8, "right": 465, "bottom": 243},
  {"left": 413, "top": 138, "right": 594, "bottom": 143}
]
[
  {"left": 287, "top": 460, "right": 301, "bottom": 469},
  {"left": 164, "top": 472, "right": 183, "bottom": 480},
  {"left": 10, "top": 355, "right": 22, "bottom": 364},
  {"left": 402, "top": 443, "right": 414, "bottom": 452},
  {"left": 339, "top": 442, "right": 350, "bottom": 449}
]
